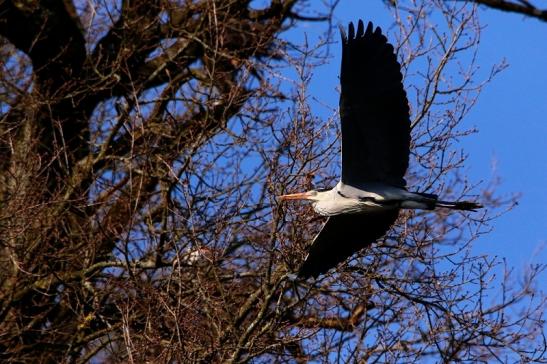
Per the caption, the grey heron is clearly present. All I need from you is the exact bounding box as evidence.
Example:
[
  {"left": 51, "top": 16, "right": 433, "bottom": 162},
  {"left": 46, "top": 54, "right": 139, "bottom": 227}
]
[{"left": 279, "top": 20, "right": 482, "bottom": 279}]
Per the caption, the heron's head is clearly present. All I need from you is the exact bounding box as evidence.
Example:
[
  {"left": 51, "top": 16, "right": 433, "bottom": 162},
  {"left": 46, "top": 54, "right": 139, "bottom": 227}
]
[{"left": 277, "top": 189, "right": 329, "bottom": 203}]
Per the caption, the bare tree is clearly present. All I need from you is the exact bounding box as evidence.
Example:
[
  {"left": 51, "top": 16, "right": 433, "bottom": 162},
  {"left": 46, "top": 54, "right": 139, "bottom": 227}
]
[
  {"left": 0, "top": 0, "right": 544, "bottom": 363},
  {"left": 385, "top": 0, "right": 547, "bottom": 22},
  {"left": 460, "top": 0, "right": 547, "bottom": 22}
]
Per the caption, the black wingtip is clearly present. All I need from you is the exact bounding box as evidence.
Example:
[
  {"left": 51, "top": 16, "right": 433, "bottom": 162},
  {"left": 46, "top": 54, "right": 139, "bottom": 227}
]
[
  {"left": 297, "top": 262, "right": 320, "bottom": 280},
  {"left": 297, "top": 250, "right": 325, "bottom": 279},
  {"left": 374, "top": 25, "right": 382, "bottom": 36},
  {"left": 366, "top": 21, "right": 374, "bottom": 35},
  {"left": 341, "top": 20, "right": 381, "bottom": 41},
  {"left": 356, "top": 19, "right": 364, "bottom": 38},
  {"left": 348, "top": 21, "right": 355, "bottom": 40}
]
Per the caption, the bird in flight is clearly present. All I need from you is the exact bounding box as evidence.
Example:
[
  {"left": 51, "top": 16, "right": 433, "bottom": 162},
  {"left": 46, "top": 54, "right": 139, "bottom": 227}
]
[{"left": 278, "top": 20, "right": 482, "bottom": 279}]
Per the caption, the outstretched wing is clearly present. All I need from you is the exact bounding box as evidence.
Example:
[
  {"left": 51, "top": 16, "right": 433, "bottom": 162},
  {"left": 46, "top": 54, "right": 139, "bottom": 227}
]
[
  {"left": 339, "top": 20, "right": 410, "bottom": 187},
  {"left": 298, "top": 210, "right": 399, "bottom": 279}
]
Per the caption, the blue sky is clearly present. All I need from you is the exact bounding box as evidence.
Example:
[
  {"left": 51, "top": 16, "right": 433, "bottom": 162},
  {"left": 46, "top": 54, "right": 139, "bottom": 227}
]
[{"left": 285, "top": 1, "right": 546, "bottom": 280}]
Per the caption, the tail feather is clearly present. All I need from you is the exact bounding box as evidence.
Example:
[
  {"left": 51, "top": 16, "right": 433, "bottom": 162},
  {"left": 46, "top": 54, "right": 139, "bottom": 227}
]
[
  {"left": 414, "top": 192, "right": 482, "bottom": 211},
  {"left": 415, "top": 192, "right": 438, "bottom": 210},
  {"left": 435, "top": 200, "right": 483, "bottom": 211}
]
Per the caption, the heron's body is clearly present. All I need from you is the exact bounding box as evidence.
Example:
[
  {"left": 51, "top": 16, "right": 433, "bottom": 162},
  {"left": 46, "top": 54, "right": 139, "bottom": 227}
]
[
  {"left": 299, "top": 182, "right": 432, "bottom": 216},
  {"left": 278, "top": 20, "right": 482, "bottom": 279},
  {"left": 309, "top": 185, "right": 379, "bottom": 216}
]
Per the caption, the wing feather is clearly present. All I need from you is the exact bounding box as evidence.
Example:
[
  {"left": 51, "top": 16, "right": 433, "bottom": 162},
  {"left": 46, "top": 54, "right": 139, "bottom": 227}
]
[
  {"left": 298, "top": 210, "right": 399, "bottom": 279},
  {"left": 339, "top": 20, "right": 410, "bottom": 187}
]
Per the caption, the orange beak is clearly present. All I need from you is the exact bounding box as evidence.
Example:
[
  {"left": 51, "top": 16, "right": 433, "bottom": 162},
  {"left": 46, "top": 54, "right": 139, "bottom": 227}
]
[{"left": 277, "top": 191, "right": 313, "bottom": 201}]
